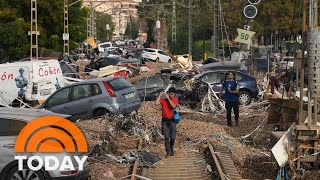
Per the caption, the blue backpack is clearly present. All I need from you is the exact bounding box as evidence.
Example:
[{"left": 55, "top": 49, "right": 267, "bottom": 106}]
[{"left": 173, "top": 109, "right": 180, "bottom": 124}]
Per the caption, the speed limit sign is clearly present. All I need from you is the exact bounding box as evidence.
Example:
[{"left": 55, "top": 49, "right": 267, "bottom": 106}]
[{"left": 234, "top": 28, "right": 256, "bottom": 45}]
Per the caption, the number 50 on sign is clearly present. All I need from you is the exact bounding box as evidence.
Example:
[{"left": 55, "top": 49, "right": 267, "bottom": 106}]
[{"left": 234, "top": 28, "right": 255, "bottom": 45}]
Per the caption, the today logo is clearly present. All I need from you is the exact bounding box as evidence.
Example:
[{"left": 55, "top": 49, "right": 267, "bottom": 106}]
[{"left": 14, "top": 116, "right": 88, "bottom": 172}]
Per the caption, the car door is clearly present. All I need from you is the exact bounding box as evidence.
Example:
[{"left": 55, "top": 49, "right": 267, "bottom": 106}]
[
  {"left": 0, "top": 118, "right": 27, "bottom": 171},
  {"left": 46, "top": 87, "right": 71, "bottom": 115},
  {"left": 149, "top": 49, "right": 157, "bottom": 61},
  {"left": 157, "top": 51, "right": 164, "bottom": 62},
  {"left": 135, "top": 75, "right": 165, "bottom": 100},
  {"left": 66, "top": 84, "right": 94, "bottom": 119},
  {"left": 158, "top": 51, "right": 168, "bottom": 62},
  {"left": 142, "top": 49, "right": 156, "bottom": 61}
]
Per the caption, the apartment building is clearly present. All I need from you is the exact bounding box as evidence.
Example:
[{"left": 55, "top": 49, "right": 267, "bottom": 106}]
[{"left": 83, "top": 0, "right": 140, "bottom": 40}]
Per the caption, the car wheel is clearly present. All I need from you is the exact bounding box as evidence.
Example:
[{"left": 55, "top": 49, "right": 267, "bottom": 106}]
[
  {"left": 239, "top": 91, "right": 251, "bottom": 106},
  {"left": 168, "top": 59, "right": 172, "bottom": 63},
  {"left": 6, "top": 164, "right": 46, "bottom": 180},
  {"left": 93, "top": 108, "right": 108, "bottom": 117},
  {"left": 156, "top": 57, "right": 159, "bottom": 62}
]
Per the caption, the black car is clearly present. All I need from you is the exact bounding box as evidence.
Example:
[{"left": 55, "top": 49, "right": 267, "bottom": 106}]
[
  {"left": 193, "top": 70, "right": 259, "bottom": 105},
  {"left": 134, "top": 72, "right": 192, "bottom": 101},
  {"left": 202, "top": 57, "right": 220, "bottom": 65},
  {"left": 84, "top": 57, "right": 144, "bottom": 72},
  {"left": 124, "top": 49, "right": 144, "bottom": 59},
  {"left": 200, "top": 61, "right": 248, "bottom": 73}
]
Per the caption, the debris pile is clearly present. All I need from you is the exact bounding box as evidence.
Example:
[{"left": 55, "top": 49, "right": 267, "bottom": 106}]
[
  {"left": 75, "top": 111, "right": 164, "bottom": 179},
  {"left": 3, "top": 53, "right": 313, "bottom": 179}
]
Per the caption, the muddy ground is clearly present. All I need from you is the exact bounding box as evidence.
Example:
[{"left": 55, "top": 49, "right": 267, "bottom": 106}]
[
  {"left": 75, "top": 61, "right": 278, "bottom": 179},
  {"left": 77, "top": 101, "right": 277, "bottom": 179}
]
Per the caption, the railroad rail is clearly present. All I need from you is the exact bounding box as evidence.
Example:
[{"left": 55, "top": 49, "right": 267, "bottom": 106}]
[
  {"left": 129, "top": 140, "right": 242, "bottom": 180},
  {"left": 208, "top": 140, "right": 242, "bottom": 180}
]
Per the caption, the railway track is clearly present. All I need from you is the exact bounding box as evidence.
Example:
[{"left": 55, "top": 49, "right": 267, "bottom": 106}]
[
  {"left": 130, "top": 140, "right": 242, "bottom": 180},
  {"left": 208, "top": 141, "right": 242, "bottom": 180},
  {"left": 146, "top": 150, "right": 212, "bottom": 180}
]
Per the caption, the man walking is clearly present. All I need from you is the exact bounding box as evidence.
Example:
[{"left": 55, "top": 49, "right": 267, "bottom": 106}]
[
  {"left": 220, "top": 71, "right": 239, "bottom": 127},
  {"left": 156, "top": 87, "right": 179, "bottom": 157}
]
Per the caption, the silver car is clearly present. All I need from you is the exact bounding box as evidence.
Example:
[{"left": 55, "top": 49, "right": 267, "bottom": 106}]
[
  {"left": 0, "top": 108, "right": 89, "bottom": 180},
  {"left": 39, "top": 77, "right": 141, "bottom": 121}
]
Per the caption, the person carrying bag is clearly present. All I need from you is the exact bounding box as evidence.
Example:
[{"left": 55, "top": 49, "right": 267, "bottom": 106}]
[{"left": 156, "top": 87, "right": 179, "bottom": 158}]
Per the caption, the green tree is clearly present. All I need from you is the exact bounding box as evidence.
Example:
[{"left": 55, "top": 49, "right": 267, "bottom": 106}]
[
  {"left": 96, "top": 11, "right": 115, "bottom": 42},
  {"left": 124, "top": 16, "right": 139, "bottom": 40},
  {"left": 0, "top": 19, "right": 29, "bottom": 62},
  {"left": 137, "top": 0, "right": 162, "bottom": 47},
  {"left": 0, "top": 0, "right": 88, "bottom": 61},
  {"left": 255, "top": 0, "right": 302, "bottom": 43}
]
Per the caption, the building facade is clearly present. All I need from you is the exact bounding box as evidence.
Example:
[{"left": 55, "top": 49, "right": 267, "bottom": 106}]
[{"left": 83, "top": 0, "right": 140, "bottom": 41}]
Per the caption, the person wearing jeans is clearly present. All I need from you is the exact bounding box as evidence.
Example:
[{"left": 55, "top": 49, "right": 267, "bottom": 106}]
[
  {"left": 220, "top": 71, "right": 239, "bottom": 127},
  {"left": 156, "top": 87, "right": 179, "bottom": 158}
]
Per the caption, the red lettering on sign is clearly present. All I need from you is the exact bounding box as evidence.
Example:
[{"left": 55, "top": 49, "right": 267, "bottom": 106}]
[
  {"left": 0, "top": 72, "right": 14, "bottom": 81},
  {"left": 38, "top": 67, "right": 61, "bottom": 77}
]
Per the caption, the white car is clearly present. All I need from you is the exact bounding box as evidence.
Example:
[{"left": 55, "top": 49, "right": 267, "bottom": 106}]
[
  {"left": 97, "top": 42, "right": 113, "bottom": 53},
  {"left": 0, "top": 108, "right": 89, "bottom": 179},
  {"left": 105, "top": 47, "right": 119, "bottom": 52},
  {"left": 142, "top": 48, "right": 172, "bottom": 63},
  {"left": 280, "top": 56, "right": 294, "bottom": 69}
]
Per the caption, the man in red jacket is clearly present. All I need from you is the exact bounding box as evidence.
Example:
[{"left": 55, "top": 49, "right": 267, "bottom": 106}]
[{"left": 156, "top": 87, "right": 179, "bottom": 158}]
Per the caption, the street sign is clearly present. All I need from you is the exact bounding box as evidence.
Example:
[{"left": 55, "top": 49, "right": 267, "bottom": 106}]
[
  {"left": 243, "top": 5, "right": 258, "bottom": 19},
  {"left": 234, "top": 28, "right": 255, "bottom": 45},
  {"left": 63, "top": 33, "right": 69, "bottom": 40},
  {"left": 156, "top": 20, "right": 161, "bottom": 29}
]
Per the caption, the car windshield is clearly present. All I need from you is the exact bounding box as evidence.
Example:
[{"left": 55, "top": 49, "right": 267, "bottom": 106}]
[
  {"left": 144, "top": 49, "right": 155, "bottom": 53},
  {"left": 135, "top": 76, "right": 164, "bottom": 89},
  {"left": 107, "top": 78, "right": 132, "bottom": 91}
]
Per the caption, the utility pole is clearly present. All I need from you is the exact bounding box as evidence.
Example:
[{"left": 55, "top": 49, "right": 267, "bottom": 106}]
[
  {"left": 212, "top": 0, "right": 219, "bottom": 58},
  {"left": 87, "top": 3, "right": 94, "bottom": 39},
  {"left": 188, "top": 0, "right": 192, "bottom": 58},
  {"left": 87, "top": 15, "right": 91, "bottom": 38},
  {"left": 172, "top": 0, "right": 176, "bottom": 53},
  {"left": 86, "top": 3, "right": 97, "bottom": 40},
  {"left": 299, "top": 0, "right": 307, "bottom": 124},
  {"left": 119, "top": 5, "right": 122, "bottom": 40},
  {"left": 296, "top": 1, "right": 320, "bottom": 170},
  {"left": 63, "top": 0, "right": 82, "bottom": 55},
  {"left": 306, "top": 0, "right": 320, "bottom": 127},
  {"left": 156, "top": 10, "right": 161, "bottom": 49},
  {"left": 130, "top": 15, "right": 132, "bottom": 39},
  {"left": 29, "top": 0, "right": 39, "bottom": 60},
  {"left": 63, "top": 0, "right": 69, "bottom": 55},
  {"left": 93, "top": 10, "right": 97, "bottom": 40}
]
